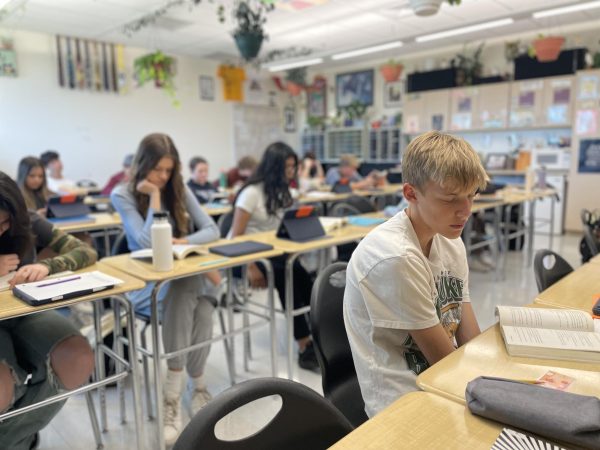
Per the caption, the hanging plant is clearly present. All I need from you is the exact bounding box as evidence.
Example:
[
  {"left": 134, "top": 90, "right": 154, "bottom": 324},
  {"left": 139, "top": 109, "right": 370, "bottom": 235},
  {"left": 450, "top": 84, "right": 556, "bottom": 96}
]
[
  {"left": 285, "top": 67, "right": 307, "bottom": 96},
  {"left": 232, "top": 1, "right": 275, "bottom": 61},
  {"left": 380, "top": 59, "right": 404, "bottom": 82},
  {"left": 133, "top": 51, "right": 179, "bottom": 106},
  {"left": 530, "top": 35, "right": 565, "bottom": 63},
  {"left": 410, "top": 0, "right": 461, "bottom": 17}
]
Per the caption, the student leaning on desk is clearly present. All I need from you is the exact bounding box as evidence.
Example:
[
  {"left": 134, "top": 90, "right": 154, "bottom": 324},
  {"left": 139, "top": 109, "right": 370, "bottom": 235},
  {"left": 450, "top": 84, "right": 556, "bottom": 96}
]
[
  {"left": 111, "top": 133, "right": 222, "bottom": 446},
  {"left": 0, "top": 172, "right": 97, "bottom": 450},
  {"left": 344, "top": 132, "right": 488, "bottom": 418},
  {"left": 324, "top": 154, "right": 384, "bottom": 191}
]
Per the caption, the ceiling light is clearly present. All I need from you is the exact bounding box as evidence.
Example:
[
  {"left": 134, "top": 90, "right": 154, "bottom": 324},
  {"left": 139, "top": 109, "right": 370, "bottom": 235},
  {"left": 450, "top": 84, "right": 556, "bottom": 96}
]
[
  {"left": 533, "top": 1, "right": 600, "bottom": 18},
  {"left": 331, "top": 41, "right": 403, "bottom": 61},
  {"left": 267, "top": 58, "right": 324, "bottom": 72},
  {"left": 415, "top": 18, "right": 514, "bottom": 43},
  {"left": 0, "top": 0, "right": 12, "bottom": 9}
]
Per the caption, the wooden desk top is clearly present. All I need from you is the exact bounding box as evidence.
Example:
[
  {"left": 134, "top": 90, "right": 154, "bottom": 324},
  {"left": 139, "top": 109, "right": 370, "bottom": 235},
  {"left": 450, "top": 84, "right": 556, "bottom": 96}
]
[
  {"left": 416, "top": 324, "right": 600, "bottom": 404},
  {"left": 330, "top": 392, "right": 503, "bottom": 450},
  {"left": 202, "top": 204, "right": 232, "bottom": 217},
  {"left": 534, "top": 262, "right": 600, "bottom": 312},
  {"left": 299, "top": 184, "right": 403, "bottom": 204},
  {"left": 101, "top": 246, "right": 283, "bottom": 282},
  {"left": 588, "top": 254, "right": 600, "bottom": 266},
  {"left": 54, "top": 212, "right": 122, "bottom": 233},
  {"left": 0, "top": 263, "right": 144, "bottom": 320}
]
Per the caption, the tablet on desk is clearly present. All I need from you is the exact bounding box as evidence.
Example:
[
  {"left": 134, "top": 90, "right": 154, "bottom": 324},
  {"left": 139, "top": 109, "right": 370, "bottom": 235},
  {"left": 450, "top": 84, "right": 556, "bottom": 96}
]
[
  {"left": 276, "top": 206, "right": 326, "bottom": 242},
  {"left": 209, "top": 241, "right": 274, "bottom": 257},
  {"left": 47, "top": 194, "right": 92, "bottom": 219}
]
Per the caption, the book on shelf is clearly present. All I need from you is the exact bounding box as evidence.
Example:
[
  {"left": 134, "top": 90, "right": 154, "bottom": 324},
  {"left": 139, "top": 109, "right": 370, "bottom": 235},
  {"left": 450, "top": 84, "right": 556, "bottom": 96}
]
[
  {"left": 496, "top": 305, "right": 600, "bottom": 363},
  {"left": 130, "top": 244, "right": 207, "bottom": 261}
]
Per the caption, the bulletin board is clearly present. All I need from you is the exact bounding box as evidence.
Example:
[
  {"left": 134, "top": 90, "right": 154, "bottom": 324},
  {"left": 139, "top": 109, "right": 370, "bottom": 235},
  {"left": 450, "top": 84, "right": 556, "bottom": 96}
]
[{"left": 232, "top": 104, "right": 287, "bottom": 161}]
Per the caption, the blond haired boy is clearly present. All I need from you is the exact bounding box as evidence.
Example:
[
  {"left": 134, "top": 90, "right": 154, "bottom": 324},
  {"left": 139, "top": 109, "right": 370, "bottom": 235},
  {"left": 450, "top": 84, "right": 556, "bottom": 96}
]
[{"left": 343, "top": 131, "right": 489, "bottom": 417}]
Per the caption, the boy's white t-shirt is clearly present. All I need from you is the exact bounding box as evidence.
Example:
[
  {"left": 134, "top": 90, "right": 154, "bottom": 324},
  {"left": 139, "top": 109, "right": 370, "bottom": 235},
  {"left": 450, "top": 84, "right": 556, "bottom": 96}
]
[{"left": 343, "top": 210, "right": 471, "bottom": 418}]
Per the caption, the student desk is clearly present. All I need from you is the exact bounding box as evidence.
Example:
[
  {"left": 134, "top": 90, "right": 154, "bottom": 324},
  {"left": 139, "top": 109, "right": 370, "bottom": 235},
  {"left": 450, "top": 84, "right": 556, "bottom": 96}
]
[
  {"left": 416, "top": 324, "right": 600, "bottom": 404},
  {"left": 54, "top": 212, "right": 123, "bottom": 256},
  {"left": 247, "top": 218, "right": 383, "bottom": 378},
  {"left": 202, "top": 203, "right": 232, "bottom": 217},
  {"left": 330, "top": 392, "right": 503, "bottom": 450},
  {"left": 534, "top": 262, "right": 600, "bottom": 312},
  {"left": 101, "top": 246, "right": 282, "bottom": 449},
  {"left": 0, "top": 263, "right": 146, "bottom": 450},
  {"left": 589, "top": 254, "right": 600, "bottom": 266}
]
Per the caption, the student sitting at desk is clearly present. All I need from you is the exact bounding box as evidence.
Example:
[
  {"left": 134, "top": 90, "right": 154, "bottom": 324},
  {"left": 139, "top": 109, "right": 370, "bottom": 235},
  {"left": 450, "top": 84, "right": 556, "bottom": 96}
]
[
  {"left": 325, "top": 154, "right": 380, "bottom": 190},
  {"left": 229, "top": 142, "right": 319, "bottom": 371},
  {"left": 101, "top": 153, "right": 134, "bottom": 196},
  {"left": 0, "top": 172, "right": 97, "bottom": 450},
  {"left": 344, "top": 132, "right": 486, "bottom": 417},
  {"left": 226, "top": 155, "right": 258, "bottom": 189},
  {"left": 187, "top": 156, "right": 217, "bottom": 204},
  {"left": 40, "top": 150, "right": 82, "bottom": 196},
  {"left": 298, "top": 151, "right": 325, "bottom": 193},
  {"left": 111, "top": 133, "right": 221, "bottom": 446},
  {"left": 17, "top": 156, "right": 54, "bottom": 216}
]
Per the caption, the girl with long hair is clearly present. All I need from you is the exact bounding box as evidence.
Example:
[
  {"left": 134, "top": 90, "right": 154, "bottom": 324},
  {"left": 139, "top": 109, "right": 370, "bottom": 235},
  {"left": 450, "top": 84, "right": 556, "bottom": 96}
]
[
  {"left": 111, "top": 133, "right": 220, "bottom": 446},
  {"left": 230, "top": 142, "right": 319, "bottom": 371},
  {"left": 0, "top": 172, "right": 96, "bottom": 449},
  {"left": 16, "top": 156, "right": 53, "bottom": 216}
]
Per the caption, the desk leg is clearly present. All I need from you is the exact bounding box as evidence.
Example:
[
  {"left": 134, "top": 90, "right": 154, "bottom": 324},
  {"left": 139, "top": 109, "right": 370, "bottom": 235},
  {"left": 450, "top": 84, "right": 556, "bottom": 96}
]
[
  {"left": 225, "top": 268, "right": 236, "bottom": 384},
  {"left": 549, "top": 195, "right": 555, "bottom": 250},
  {"left": 114, "top": 294, "right": 145, "bottom": 450},
  {"left": 151, "top": 282, "right": 165, "bottom": 450},
  {"left": 527, "top": 199, "right": 536, "bottom": 267},
  {"left": 112, "top": 302, "right": 126, "bottom": 424},
  {"left": 492, "top": 205, "right": 503, "bottom": 281},
  {"left": 92, "top": 300, "right": 108, "bottom": 433},
  {"left": 285, "top": 255, "right": 298, "bottom": 379},
  {"left": 241, "top": 265, "right": 250, "bottom": 372},
  {"left": 103, "top": 229, "right": 111, "bottom": 257},
  {"left": 259, "top": 258, "right": 277, "bottom": 377}
]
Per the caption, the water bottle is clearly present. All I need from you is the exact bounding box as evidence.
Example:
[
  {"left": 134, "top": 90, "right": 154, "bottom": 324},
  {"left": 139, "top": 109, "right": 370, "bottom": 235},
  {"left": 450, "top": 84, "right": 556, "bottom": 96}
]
[
  {"left": 151, "top": 211, "right": 173, "bottom": 271},
  {"left": 219, "top": 170, "right": 227, "bottom": 190}
]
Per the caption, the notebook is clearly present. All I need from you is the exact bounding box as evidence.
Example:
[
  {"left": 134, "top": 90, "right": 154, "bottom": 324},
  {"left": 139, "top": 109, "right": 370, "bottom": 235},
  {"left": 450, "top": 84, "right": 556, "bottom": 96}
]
[
  {"left": 0, "top": 270, "right": 73, "bottom": 292},
  {"left": 492, "top": 428, "right": 566, "bottom": 450},
  {"left": 209, "top": 241, "right": 273, "bottom": 257},
  {"left": 12, "top": 271, "right": 123, "bottom": 306}
]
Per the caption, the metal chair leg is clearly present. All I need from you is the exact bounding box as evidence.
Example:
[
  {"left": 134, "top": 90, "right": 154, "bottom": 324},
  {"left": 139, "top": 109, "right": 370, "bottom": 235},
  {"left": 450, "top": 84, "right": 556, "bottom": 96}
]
[
  {"left": 139, "top": 321, "right": 154, "bottom": 420},
  {"left": 218, "top": 306, "right": 236, "bottom": 385},
  {"left": 85, "top": 390, "right": 104, "bottom": 449}
]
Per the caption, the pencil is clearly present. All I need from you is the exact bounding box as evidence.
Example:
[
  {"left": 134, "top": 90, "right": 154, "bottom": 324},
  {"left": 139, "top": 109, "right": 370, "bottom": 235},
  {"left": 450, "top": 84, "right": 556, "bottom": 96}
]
[{"left": 514, "top": 379, "right": 543, "bottom": 384}]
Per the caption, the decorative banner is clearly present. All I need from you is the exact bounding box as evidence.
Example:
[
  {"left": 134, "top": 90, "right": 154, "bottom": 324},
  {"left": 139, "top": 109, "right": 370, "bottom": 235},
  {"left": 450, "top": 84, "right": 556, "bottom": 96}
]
[{"left": 55, "top": 35, "right": 125, "bottom": 94}]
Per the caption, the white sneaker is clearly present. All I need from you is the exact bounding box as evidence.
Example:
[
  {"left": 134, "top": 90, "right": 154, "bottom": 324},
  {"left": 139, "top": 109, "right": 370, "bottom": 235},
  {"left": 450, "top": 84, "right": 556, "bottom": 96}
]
[
  {"left": 469, "top": 256, "right": 491, "bottom": 273},
  {"left": 190, "top": 386, "right": 212, "bottom": 416},
  {"left": 163, "top": 396, "right": 182, "bottom": 446}
]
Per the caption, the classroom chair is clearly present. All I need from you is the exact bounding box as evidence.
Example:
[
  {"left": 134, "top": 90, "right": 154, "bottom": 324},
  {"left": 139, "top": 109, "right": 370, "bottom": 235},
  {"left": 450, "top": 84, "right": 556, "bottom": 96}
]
[
  {"left": 217, "top": 211, "right": 234, "bottom": 238},
  {"left": 330, "top": 195, "right": 376, "bottom": 217},
  {"left": 310, "top": 262, "right": 368, "bottom": 427},
  {"left": 172, "top": 377, "right": 354, "bottom": 450},
  {"left": 580, "top": 209, "right": 600, "bottom": 259},
  {"left": 533, "top": 249, "right": 574, "bottom": 292}
]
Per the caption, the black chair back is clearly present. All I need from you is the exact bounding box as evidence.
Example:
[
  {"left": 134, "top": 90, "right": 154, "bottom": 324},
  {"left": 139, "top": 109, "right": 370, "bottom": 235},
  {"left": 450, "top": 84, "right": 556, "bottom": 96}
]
[
  {"left": 330, "top": 195, "right": 376, "bottom": 217},
  {"left": 310, "top": 262, "right": 368, "bottom": 427},
  {"left": 533, "top": 249, "right": 574, "bottom": 292},
  {"left": 173, "top": 377, "right": 353, "bottom": 450},
  {"left": 111, "top": 231, "right": 130, "bottom": 256},
  {"left": 218, "top": 211, "right": 234, "bottom": 238}
]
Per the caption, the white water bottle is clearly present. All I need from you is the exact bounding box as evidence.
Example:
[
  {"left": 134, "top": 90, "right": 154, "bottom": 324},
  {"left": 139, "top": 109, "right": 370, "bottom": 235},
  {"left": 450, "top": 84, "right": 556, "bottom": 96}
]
[{"left": 151, "top": 211, "right": 173, "bottom": 271}]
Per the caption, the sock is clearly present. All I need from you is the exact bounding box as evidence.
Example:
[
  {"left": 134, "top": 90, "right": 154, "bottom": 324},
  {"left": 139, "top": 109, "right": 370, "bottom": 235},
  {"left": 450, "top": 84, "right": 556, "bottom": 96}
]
[
  {"left": 164, "top": 369, "right": 184, "bottom": 399},
  {"left": 191, "top": 374, "right": 206, "bottom": 392}
]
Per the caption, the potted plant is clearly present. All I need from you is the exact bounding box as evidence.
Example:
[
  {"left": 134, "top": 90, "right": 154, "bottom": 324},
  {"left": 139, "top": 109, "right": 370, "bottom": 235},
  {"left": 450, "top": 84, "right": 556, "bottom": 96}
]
[
  {"left": 341, "top": 100, "right": 368, "bottom": 127},
  {"left": 530, "top": 35, "right": 565, "bottom": 62},
  {"left": 410, "top": 0, "right": 461, "bottom": 16},
  {"left": 285, "top": 67, "right": 307, "bottom": 96},
  {"left": 380, "top": 59, "right": 403, "bottom": 82},
  {"left": 133, "top": 51, "right": 179, "bottom": 105},
  {"left": 232, "top": 1, "right": 274, "bottom": 61},
  {"left": 452, "top": 42, "right": 484, "bottom": 86}
]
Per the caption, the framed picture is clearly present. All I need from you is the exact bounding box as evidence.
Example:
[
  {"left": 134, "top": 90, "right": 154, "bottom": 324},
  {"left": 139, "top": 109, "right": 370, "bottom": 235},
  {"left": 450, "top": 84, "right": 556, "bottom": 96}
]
[
  {"left": 578, "top": 139, "right": 600, "bottom": 173},
  {"left": 284, "top": 106, "right": 296, "bottom": 133},
  {"left": 336, "top": 69, "right": 374, "bottom": 108},
  {"left": 199, "top": 75, "right": 214, "bottom": 101},
  {"left": 383, "top": 81, "right": 402, "bottom": 108},
  {"left": 307, "top": 76, "right": 327, "bottom": 117},
  {"left": 485, "top": 153, "right": 508, "bottom": 170}
]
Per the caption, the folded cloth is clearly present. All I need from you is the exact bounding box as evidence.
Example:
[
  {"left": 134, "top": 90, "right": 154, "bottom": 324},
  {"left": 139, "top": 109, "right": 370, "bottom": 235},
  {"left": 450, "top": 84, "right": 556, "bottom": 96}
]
[{"left": 466, "top": 376, "right": 600, "bottom": 449}]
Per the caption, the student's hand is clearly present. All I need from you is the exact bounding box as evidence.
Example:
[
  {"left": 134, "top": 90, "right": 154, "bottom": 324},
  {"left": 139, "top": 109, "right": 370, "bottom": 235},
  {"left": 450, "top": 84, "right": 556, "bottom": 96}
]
[
  {"left": 172, "top": 238, "right": 189, "bottom": 245},
  {"left": 247, "top": 264, "right": 267, "bottom": 289},
  {"left": 136, "top": 180, "right": 159, "bottom": 196},
  {"left": 9, "top": 264, "right": 49, "bottom": 288},
  {"left": 36, "top": 208, "right": 47, "bottom": 217},
  {"left": 0, "top": 254, "right": 20, "bottom": 276}
]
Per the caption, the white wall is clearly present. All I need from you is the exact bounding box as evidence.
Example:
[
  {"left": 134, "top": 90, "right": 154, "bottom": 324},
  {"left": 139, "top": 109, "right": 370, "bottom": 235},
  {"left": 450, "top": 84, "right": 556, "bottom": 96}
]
[{"left": 0, "top": 28, "right": 295, "bottom": 186}]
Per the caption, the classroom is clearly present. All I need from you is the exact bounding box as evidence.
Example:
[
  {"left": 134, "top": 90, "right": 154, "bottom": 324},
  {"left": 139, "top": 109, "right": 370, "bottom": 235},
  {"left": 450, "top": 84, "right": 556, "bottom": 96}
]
[{"left": 1, "top": 0, "right": 599, "bottom": 449}]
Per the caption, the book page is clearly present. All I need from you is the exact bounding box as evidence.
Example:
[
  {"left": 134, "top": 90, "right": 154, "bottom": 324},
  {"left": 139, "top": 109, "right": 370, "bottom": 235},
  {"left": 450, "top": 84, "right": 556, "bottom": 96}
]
[
  {"left": 172, "top": 245, "right": 206, "bottom": 259},
  {"left": 502, "top": 325, "right": 600, "bottom": 351},
  {"left": 496, "top": 306, "right": 594, "bottom": 331}
]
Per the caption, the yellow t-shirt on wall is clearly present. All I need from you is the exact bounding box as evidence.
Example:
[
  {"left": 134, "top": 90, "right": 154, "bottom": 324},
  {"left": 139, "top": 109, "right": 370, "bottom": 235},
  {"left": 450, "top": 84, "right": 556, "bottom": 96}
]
[{"left": 217, "top": 65, "right": 246, "bottom": 102}]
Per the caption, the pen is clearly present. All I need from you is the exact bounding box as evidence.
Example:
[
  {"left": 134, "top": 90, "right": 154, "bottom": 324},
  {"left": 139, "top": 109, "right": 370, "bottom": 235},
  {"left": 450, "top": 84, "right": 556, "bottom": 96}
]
[
  {"left": 198, "top": 258, "right": 229, "bottom": 267},
  {"left": 514, "top": 379, "right": 544, "bottom": 384},
  {"left": 37, "top": 276, "right": 81, "bottom": 288}
]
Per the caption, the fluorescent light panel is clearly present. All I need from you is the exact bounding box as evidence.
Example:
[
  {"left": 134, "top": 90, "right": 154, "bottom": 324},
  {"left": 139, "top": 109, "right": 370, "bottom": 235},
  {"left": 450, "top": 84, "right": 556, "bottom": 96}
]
[
  {"left": 267, "top": 58, "right": 324, "bottom": 72},
  {"left": 0, "top": 0, "right": 11, "bottom": 9},
  {"left": 533, "top": 1, "right": 600, "bottom": 18},
  {"left": 332, "top": 41, "right": 403, "bottom": 61},
  {"left": 416, "top": 18, "right": 514, "bottom": 43}
]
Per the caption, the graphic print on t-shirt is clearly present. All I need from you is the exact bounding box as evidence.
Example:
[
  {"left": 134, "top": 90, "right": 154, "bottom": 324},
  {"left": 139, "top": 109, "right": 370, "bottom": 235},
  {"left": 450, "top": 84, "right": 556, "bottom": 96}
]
[{"left": 403, "top": 270, "right": 465, "bottom": 375}]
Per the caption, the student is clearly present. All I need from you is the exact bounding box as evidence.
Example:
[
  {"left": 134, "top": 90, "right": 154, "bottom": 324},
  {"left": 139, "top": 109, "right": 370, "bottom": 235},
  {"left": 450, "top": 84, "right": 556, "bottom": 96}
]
[
  {"left": 229, "top": 142, "right": 319, "bottom": 371},
  {"left": 17, "top": 156, "right": 53, "bottom": 216},
  {"left": 0, "top": 172, "right": 96, "bottom": 450},
  {"left": 298, "top": 151, "right": 325, "bottom": 193},
  {"left": 101, "top": 153, "right": 134, "bottom": 196},
  {"left": 324, "top": 154, "right": 379, "bottom": 190},
  {"left": 187, "top": 156, "right": 217, "bottom": 204},
  {"left": 40, "top": 150, "right": 80, "bottom": 195},
  {"left": 111, "top": 133, "right": 221, "bottom": 445},
  {"left": 226, "top": 155, "right": 258, "bottom": 189},
  {"left": 344, "top": 132, "right": 487, "bottom": 418}
]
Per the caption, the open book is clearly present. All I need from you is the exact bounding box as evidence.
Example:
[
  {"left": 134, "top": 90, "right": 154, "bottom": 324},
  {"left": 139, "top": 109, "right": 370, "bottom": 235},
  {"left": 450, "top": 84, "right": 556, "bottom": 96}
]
[
  {"left": 496, "top": 306, "right": 600, "bottom": 363},
  {"left": 130, "top": 244, "right": 207, "bottom": 261},
  {"left": 319, "top": 217, "right": 347, "bottom": 233}
]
